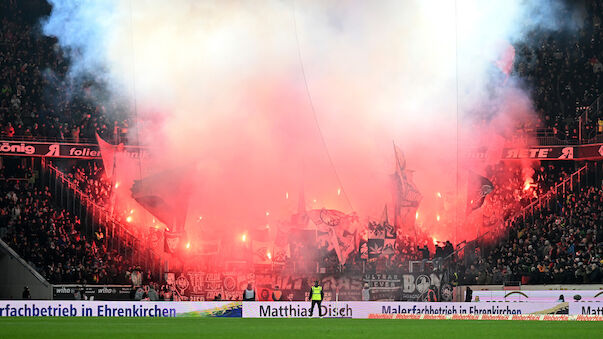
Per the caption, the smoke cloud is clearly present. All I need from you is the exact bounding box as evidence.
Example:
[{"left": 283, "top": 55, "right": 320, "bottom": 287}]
[{"left": 42, "top": 0, "right": 568, "bottom": 246}]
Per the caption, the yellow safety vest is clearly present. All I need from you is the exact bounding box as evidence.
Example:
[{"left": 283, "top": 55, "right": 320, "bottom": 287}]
[{"left": 311, "top": 286, "right": 322, "bottom": 301}]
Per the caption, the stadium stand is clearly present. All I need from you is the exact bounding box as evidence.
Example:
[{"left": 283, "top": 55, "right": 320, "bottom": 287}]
[
  {"left": 0, "top": 1, "right": 130, "bottom": 143},
  {"left": 0, "top": 178, "right": 141, "bottom": 284},
  {"left": 0, "top": 0, "right": 601, "bottom": 303},
  {"left": 513, "top": 0, "right": 603, "bottom": 142},
  {"left": 460, "top": 185, "right": 603, "bottom": 285}
]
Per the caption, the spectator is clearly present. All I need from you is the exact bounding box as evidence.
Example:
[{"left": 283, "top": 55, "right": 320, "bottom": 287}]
[
  {"left": 243, "top": 283, "right": 256, "bottom": 301},
  {"left": 21, "top": 286, "right": 31, "bottom": 299}
]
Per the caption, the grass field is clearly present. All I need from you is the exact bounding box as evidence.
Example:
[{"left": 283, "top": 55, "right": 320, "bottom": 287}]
[{"left": 0, "top": 318, "right": 601, "bottom": 339}]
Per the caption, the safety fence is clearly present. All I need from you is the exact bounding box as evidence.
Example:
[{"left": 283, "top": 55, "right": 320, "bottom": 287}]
[{"left": 40, "top": 159, "right": 165, "bottom": 280}]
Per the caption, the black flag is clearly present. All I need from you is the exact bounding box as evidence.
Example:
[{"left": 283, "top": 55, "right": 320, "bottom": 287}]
[{"left": 466, "top": 172, "right": 494, "bottom": 214}]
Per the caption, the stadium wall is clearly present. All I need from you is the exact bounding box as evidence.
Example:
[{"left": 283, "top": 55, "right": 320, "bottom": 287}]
[{"left": 0, "top": 239, "right": 52, "bottom": 300}]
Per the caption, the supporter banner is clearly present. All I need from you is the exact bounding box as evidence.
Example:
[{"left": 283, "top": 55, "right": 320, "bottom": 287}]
[
  {"left": 0, "top": 140, "right": 145, "bottom": 159},
  {"left": 0, "top": 301, "right": 242, "bottom": 317},
  {"left": 171, "top": 271, "right": 452, "bottom": 302},
  {"left": 171, "top": 272, "right": 365, "bottom": 301},
  {"left": 501, "top": 144, "right": 603, "bottom": 160},
  {"left": 53, "top": 285, "right": 132, "bottom": 301},
  {"left": 400, "top": 272, "right": 453, "bottom": 302},
  {"left": 242, "top": 301, "right": 569, "bottom": 318},
  {"left": 172, "top": 272, "right": 254, "bottom": 301},
  {"left": 363, "top": 273, "right": 401, "bottom": 301},
  {"left": 473, "top": 290, "right": 603, "bottom": 302}
]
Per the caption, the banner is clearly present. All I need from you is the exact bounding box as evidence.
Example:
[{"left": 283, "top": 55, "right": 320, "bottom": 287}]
[
  {"left": 171, "top": 272, "right": 253, "bottom": 301},
  {"left": 53, "top": 285, "right": 132, "bottom": 301},
  {"left": 164, "top": 231, "right": 184, "bottom": 254},
  {"left": 242, "top": 301, "right": 570, "bottom": 318},
  {"left": 501, "top": 144, "right": 603, "bottom": 160},
  {"left": 0, "top": 140, "right": 145, "bottom": 159},
  {"left": 170, "top": 271, "right": 452, "bottom": 302},
  {"left": 1, "top": 300, "right": 595, "bottom": 318},
  {"left": 1, "top": 139, "right": 603, "bottom": 161},
  {"left": 363, "top": 274, "right": 401, "bottom": 301},
  {"left": 0, "top": 301, "right": 242, "bottom": 317},
  {"left": 400, "top": 272, "right": 453, "bottom": 302},
  {"left": 472, "top": 290, "right": 603, "bottom": 302},
  {"left": 570, "top": 302, "right": 603, "bottom": 315}
]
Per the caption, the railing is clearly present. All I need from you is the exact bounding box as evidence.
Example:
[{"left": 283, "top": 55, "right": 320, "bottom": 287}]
[
  {"left": 40, "top": 159, "right": 164, "bottom": 280},
  {"left": 509, "top": 164, "right": 590, "bottom": 225}
]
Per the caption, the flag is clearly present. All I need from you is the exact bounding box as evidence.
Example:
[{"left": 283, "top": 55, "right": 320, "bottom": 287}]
[
  {"left": 368, "top": 239, "right": 384, "bottom": 259},
  {"left": 466, "top": 172, "right": 494, "bottom": 214},
  {"left": 272, "top": 243, "right": 290, "bottom": 264},
  {"left": 252, "top": 240, "right": 272, "bottom": 265},
  {"left": 383, "top": 238, "right": 396, "bottom": 256},
  {"left": 392, "top": 144, "right": 422, "bottom": 208},
  {"left": 391, "top": 143, "right": 422, "bottom": 233},
  {"left": 359, "top": 240, "right": 368, "bottom": 260},
  {"left": 131, "top": 166, "right": 194, "bottom": 232},
  {"left": 307, "top": 208, "right": 347, "bottom": 232},
  {"left": 382, "top": 206, "right": 396, "bottom": 239},
  {"left": 308, "top": 208, "right": 357, "bottom": 265},
  {"left": 96, "top": 133, "right": 116, "bottom": 178},
  {"left": 380, "top": 205, "right": 389, "bottom": 226},
  {"left": 291, "top": 190, "right": 310, "bottom": 228},
  {"left": 164, "top": 230, "right": 184, "bottom": 254},
  {"left": 338, "top": 230, "right": 357, "bottom": 264}
]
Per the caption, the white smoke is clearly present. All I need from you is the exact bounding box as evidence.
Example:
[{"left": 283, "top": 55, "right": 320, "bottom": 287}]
[{"left": 42, "top": 0, "right": 568, "bottom": 242}]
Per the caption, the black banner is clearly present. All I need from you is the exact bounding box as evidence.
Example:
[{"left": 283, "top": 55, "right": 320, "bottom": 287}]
[
  {"left": 363, "top": 273, "right": 401, "bottom": 301},
  {"left": 501, "top": 144, "right": 603, "bottom": 160},
  {"left": 400, "top": 272, "right": 452, "bottom": 302},
  {"left": 169, "top": 271, "right": 451, "bottom": 302},
  {"left": 1, "top": 139, "right": 602, "bottom": 161},
  {"left": 0, "top": 140, "right": 145, "bottom": 159},
  {"left": 53, "top": 285, "right": 132, "bottom": 300}
]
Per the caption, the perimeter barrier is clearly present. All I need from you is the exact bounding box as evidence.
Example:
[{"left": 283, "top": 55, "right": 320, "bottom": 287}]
[{"left": 0, "top": 301, "right": 601, "bottom": 319}]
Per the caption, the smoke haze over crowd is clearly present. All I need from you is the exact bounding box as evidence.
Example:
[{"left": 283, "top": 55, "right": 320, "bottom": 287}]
[{"left": 41, "top": 0, "right": 574, "bottom": 245}]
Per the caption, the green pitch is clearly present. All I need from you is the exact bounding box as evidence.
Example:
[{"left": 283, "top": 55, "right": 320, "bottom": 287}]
[{"left": 0, "top": 318, "right": 601, "bottom": 338}]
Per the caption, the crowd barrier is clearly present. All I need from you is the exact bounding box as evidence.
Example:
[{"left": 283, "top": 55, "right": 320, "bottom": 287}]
[{"left": 0, "top": 301, "right": 601, "bottom": 318}]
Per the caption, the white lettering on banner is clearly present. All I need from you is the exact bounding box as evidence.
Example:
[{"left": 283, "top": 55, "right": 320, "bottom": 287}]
[
  {"left": 0, "top": 142, "right": 36, "bottom": 155},
  {"left": 242, "top": 302, "right": 572, "bottom": 318},
  {"left": 0, "top": 301, "right": 241, "bottom": 317},
  {"left": 558, "top": 147, "right": 574, "bottom": 159},
  {"left": 46, "top": 144, "right": 59, "bottom": 156},
  {"left": 69, "top": 147, "right": 99, "bottom": 157},
  {"left": 505, "top": 148, "right": 552, "bottom": 159}
]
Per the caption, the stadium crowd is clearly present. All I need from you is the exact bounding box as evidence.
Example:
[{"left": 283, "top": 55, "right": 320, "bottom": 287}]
[
  {"left": 514, "top": 0, "right": 603, "bottom": 140},
  {"left": 0, "top": 1, "right": 130, "bottom": 143},
  {"left": 0, "top": 178, "right": 140, "bottom": 284},
  {"left": 64, "top": 161, "right": 112, "bottom": 206},
  {"left": 460, "top": 185, "right": 603, "bottom": 284},
  {"left": 0, "top": 0, "right": 602, "bottom": 303}
]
